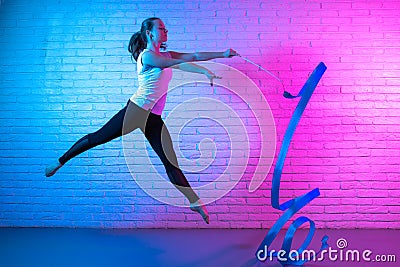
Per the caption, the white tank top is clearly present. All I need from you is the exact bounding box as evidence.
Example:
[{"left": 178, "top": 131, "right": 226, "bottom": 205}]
[{"left": 130, "top": 49, "right": 173, "bottom": 115}]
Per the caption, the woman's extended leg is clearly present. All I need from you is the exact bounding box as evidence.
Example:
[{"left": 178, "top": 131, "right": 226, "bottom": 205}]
[
  {"left": 46, "top": 102, "right": 139, "bottom": 177},
  {"left": 143, "top": 113, "right": 209, "bottom": 223}
]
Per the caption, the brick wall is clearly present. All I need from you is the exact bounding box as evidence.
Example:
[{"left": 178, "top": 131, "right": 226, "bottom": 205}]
[{"left": 0, "top": 0, "right": 399, "bottom": 228}]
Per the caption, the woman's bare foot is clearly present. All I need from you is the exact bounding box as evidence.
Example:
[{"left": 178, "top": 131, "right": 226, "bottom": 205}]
[
  {"left": 190, "top": 199, "right": 209, "bottom": 224},
  {"left": 45, "top": 160, "right": 63, "bottom": 177}
]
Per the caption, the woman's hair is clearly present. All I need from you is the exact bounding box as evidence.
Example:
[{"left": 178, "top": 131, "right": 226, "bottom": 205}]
[{"left": 128, "top": 17, "right": 167, "bottom": 62}]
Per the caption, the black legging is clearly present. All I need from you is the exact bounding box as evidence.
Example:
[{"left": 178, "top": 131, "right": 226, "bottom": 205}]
[{"left": 59, "top": 100, "right": 199, "bottom": 203}]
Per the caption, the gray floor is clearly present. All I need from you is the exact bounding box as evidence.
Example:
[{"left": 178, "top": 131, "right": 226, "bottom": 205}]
[{"left": 0, "top": 228, "right": 399, "bottom": 267}]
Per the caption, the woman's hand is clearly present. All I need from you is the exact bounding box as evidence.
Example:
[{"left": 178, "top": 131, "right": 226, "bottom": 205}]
[
  {"left": 223, "top": 48, "right": 240, "bottom": 58},
  {"left": 205, "top": 70, "right": 222, "bottom": 86}
]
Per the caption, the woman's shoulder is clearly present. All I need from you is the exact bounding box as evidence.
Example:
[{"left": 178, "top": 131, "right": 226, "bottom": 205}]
[{"left": 140, "top": 48, "right": 150, "bottom": 55}]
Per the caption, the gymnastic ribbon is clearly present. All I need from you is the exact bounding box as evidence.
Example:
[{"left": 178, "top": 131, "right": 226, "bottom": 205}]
[
  {"left": 271, "top": 62, "right": 327, "bottom": 211},
  {"left": 242, "top": 61, "right": 329, "bottom": 265}
]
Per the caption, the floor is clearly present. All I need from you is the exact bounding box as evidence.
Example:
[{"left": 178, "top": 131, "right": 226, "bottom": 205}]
[{"left": 0, "top": 228, "right": 398, "bottom": 267}]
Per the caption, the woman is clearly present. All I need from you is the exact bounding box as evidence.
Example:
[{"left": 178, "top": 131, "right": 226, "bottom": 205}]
[{"left": 45, "top": 17, "right": 238, "bottom": 224}]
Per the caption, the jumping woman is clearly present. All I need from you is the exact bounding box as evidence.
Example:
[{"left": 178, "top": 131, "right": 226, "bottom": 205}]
[{"left": 45, "top": 17, "right": 239, "bottom": 224}]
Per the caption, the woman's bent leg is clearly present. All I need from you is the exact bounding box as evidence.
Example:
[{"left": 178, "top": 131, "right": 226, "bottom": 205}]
[
  {"left": 143, "top": 114, "right": 209, "bottom": 223},
  {"left": 143, "top": 113, "right": 200, "bottom": 203}
]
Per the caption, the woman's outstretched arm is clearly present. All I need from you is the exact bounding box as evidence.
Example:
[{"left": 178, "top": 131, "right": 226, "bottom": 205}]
[
  {"left": 171, "top": 62, "right": 221, "bottom": 85},
  {"left": 142, "top": 48, "right": 238, "bottom": 69},
  {"left": 169, "top": 48, "right": 238, "bottom": 61}
]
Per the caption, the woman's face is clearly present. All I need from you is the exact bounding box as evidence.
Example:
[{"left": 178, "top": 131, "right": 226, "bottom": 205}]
[{"left": 150, "top": 19, "right": 168, "bottom": 43}]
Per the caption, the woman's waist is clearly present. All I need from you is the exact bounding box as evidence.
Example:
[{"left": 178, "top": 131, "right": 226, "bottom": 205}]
[
  {"left": 124, "top": 99, "right": 163, "bottom": 118},
  {"left": 134, "top": 83, "right": 169, "bottom": 95}
]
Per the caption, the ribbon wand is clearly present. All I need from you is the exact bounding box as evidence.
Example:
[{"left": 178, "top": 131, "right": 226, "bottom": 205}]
[{"left": 238, "top": 55, "right": 300, "bottom": 99}]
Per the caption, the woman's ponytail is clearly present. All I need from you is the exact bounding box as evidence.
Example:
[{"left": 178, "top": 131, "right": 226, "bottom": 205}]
[{"left": 128, "top": 31, "right": 145, "bottom": 62}]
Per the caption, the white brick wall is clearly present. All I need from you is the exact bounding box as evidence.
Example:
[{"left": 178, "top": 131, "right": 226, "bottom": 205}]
[{"left": 0, "top": 0, "right": 399, "bottom": 228}]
